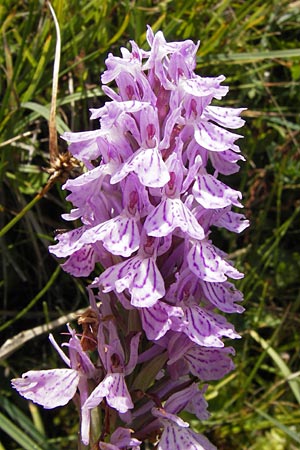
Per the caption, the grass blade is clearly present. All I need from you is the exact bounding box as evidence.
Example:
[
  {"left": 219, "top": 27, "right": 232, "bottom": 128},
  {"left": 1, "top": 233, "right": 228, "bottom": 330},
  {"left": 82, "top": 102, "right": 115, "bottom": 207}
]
[
  {"left": 250, "top": 330, "right": 300, "bottom": 405},
  {"left": 20, "top": 102, "right": 70, "bottom": 134},
  {"left": 251, "top": 406, "right": 300, "bottom": 444},
  {"left": 0, "top": 411, "right": 43, "bottom": 450},
  {"left": 0, "top": 396, "right": 56, "bottom": 449}
]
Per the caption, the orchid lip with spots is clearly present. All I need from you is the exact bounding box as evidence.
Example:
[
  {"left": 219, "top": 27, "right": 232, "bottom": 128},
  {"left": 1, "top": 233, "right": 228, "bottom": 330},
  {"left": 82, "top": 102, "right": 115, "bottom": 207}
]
[{"left": 12, "top": 27, "right": 248, "bottom": 449}]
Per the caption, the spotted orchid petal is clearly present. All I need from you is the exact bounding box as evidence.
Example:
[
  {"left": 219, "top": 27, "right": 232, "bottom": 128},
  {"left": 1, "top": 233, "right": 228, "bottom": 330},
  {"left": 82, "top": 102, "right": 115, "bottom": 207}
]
[
  {"left": 61, "top": 245, "right": 97, "bottom": 277},
  {"left": 94, "top": 256, "right": 165, "bottom": 307},
  {"left": 201, "top": 280, "right": 245, "bottom": 313},
  {"left": 209, "top": 149, "right": 245, "bottom": 175},
  {"left": 49, "top": 226, "right": 86, "bottom": 258},
  {"left": 125, "top": 332, "right": 142, "bottom": 375},
  {"left": 187, "top": 240, "right": 244, "bottom": 282},
  {"left": 81, "top": 373, "right": 133, "bottom": 445},
  {"left": 140, "top": 302, "right": 184, "bottom": 340},
  {"left": 185, "top": 346, "right": 235, "bottom": 381},
  {"left": 84, "top": 373, "right": 133, "bottom": 413},
  {"left": 164, "top": 383, "right": 210, "bottom": 421},
  {"left": 180, "top": 75, "right": 228, "bottom": 100},
  {"left": 80, "top": 215, "right": 140, "bottom": 257},
  {"left": 99, "top": 427, "right": 142, "bottom": 450},
  {"left": 111, "top": 147, "right": 170, "bottom": 187},
  {"left": 152, "top": 408, "right": 217, "bottom": 450},
  {"left": 193, "top": 173, "right": 243, "bottom": 209},
  {"left": 183, "top": 304, "right": 240, "bottom": 347},
  {"left": 194, "top": 121, "right": 242, "bottom": 153},
  {"left": 144, "top": 197, "right": 205, "bottom": 239},
  {"left": 11, "top": 369, "right": 79, "bottom": 409},
  {"left": 204, "top": 106, "right": 246, "bottom": 129},
  {"left": 213, "top": 208, "right": 249, "bottom": 233}
]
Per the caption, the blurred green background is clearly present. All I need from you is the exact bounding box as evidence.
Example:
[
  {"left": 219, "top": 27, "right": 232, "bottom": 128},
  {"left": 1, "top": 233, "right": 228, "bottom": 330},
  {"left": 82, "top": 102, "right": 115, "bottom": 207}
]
[{"left": 1, "top": 0, "right": 300, "bottom": 448}]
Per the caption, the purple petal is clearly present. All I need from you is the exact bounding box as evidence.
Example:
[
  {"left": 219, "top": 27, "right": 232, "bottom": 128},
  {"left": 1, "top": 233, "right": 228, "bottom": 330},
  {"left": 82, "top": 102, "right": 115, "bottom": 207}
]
[
  {"left": 183, "top": 304, "right": 240, "bottom": 347},
  {"left": 90, "top": 100, "right": 149, "bottom": 123},
  {"left": 63, "top": 164, "right": 109, "bottom": 195},
  {"left": 61, "top": 165, "right": 111, "bottom": 223},
  {"left": 111, "top": 147, "right": 170, "bottom": 188},
  {"left": 101, "top": 43, "right": 154, "bottom": 104},
  {"left": 49, "top": 333, "right": 71, "bottom": 367},
  {"left": 185, "top": 346, "right": 235, "bottom": 381},
  {"left": 184, "top": 385, "right": 210, "bottom": 421},
  {"left": 49, "top": 226, "right": 86, "bottom": 258},
  {"left": 83, "top": 373, "right": 133, "bottom": 414},
  {"left": 81, "top": 215, "right": 140, "bottom": 257},
  {"left": 213, "top": 209, "right": 249, "bottom": 233},
  {"left": 110, "top": 427, "right": 142, "bottom": 448},
  {"left": 200, "top": 280, "right": 245, "bottom": 314},
  {"left": 105, "top": 373, "right": 134, "bottom": 413},
  {"left": 159, "top": 106, "right": 182, "bottom": 150},
  {"left": 152, "top": 408, "right": 217, "bottom": 450},
  {"left": 95, "top": 256, "right": 165, "bottom": 307},
  {"left": 140, "top": 302, "right": 184, "bottom": 340},
  {"left": 138, "top": 104, "right": 160, "bottom": 148},
  {"left": 187, "top": 240, "right": 244, "bottom": 282},
  {"left": 66, "top": 328, "right": 97, "bottom": 377},
  {"left": 204, "top": 106, "right": 246, "bottom": 129},
  {"left": 125, "top": 332, "right": 142, "bottom": 375},
  {"left": 101, "top": 48, "right": 142, "bottom": 84},
  {"left": 62, "top": 129, "right": 104, "bottom": 166},
  {"left": 180, "top": 75, "right": 228, "bottom": 100},
  {"left": 101, "top": 84, "right": 120, "bottom": 101},
  {"left": 157, "top": 234, "right": 173, "bottom": 256},
  {"left": 11, "top": 369, "right": 79, "bottom": 408},
  {"left": 122, "top": 173, "right": 154, "bottom": 218},
  {"left": 194, "top": 121, "right": 242, "bottom": 153},
  {"left": 110, "top": 63, "right": 156, "bottom": 103},
  {"left": 152, "top": 407, "right": 189, "bottom": 427},
  {"left": 145, "top": 29, "right": 198, "bottom": 79},
  {"left": 209, "top": 149, "right": 245, "bottom": 175},
  {"left": 193, "top": 174, "right": 243, "bottom": 209},
  {"left": 144, "top": 198, "right": 204, "bottom": 240},
  {"left": 80, "top": 400, "right": 91, "bottom": 445},
  {"left": 99, "top": 442, "right": 120, "bottom": 450},
  {"left": 167, "top": 334, "right": 193, "bottom": 365},
  {"left": 165, "top": 383, "right": 210, "bottom": 421},
  {"left": 61, "top": 245, "right": 96, "bottom": 277}
]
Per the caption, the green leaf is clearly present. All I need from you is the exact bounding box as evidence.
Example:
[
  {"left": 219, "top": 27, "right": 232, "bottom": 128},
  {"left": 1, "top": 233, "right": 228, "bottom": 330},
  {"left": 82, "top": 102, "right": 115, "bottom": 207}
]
[
  {"left": 201, "top": 48, "right": 300, "bottom": 64},
  {"left": 253, "top": 407, "right": 300, "bottom": 444},
  {"left": 131, "top": 352, "right": 168, "bottom": 391},
  {"left": 0, "top": 411, "right": 44, "bottom": 450},
  {"left": 250, "top": 330, "right": 300, "bottom": 405},
  {"left": 0, "top": 396, "right": 55, "bottom": 449},
  {"left": 20, "top": 102, "right": 70, "bottom": 134}
]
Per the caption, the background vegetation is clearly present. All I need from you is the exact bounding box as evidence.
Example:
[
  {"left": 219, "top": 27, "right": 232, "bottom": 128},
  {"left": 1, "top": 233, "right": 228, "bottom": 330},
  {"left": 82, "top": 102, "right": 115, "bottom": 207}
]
[{"left": 1, "top": 0, "right": 300, "bottom": 448}]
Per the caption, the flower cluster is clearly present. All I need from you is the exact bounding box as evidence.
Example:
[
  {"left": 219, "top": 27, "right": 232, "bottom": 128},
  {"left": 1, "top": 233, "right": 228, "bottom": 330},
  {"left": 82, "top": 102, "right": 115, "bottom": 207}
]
[{"left": 12, "top": 28, "right": 248, "bottom": 449}]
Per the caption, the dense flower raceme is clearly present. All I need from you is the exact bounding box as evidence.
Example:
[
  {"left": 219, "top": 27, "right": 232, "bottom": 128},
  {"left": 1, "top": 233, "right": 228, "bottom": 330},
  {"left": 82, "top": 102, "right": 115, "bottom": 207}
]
[{"left": 12, "top": 28, "right": 249, "bottom": 449}]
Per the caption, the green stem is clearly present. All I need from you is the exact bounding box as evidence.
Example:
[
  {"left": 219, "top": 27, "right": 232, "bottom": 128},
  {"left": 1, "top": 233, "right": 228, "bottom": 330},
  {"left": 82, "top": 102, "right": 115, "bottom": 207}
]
[
  {"left": 0, "top": 265, "right": 60, "bottom": 332},
  {"left": 0, "top": 193, "right": 41, "bottom": 238},
  {"left": 0, "top": 179, "right": 54, "bottom": 238}
]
